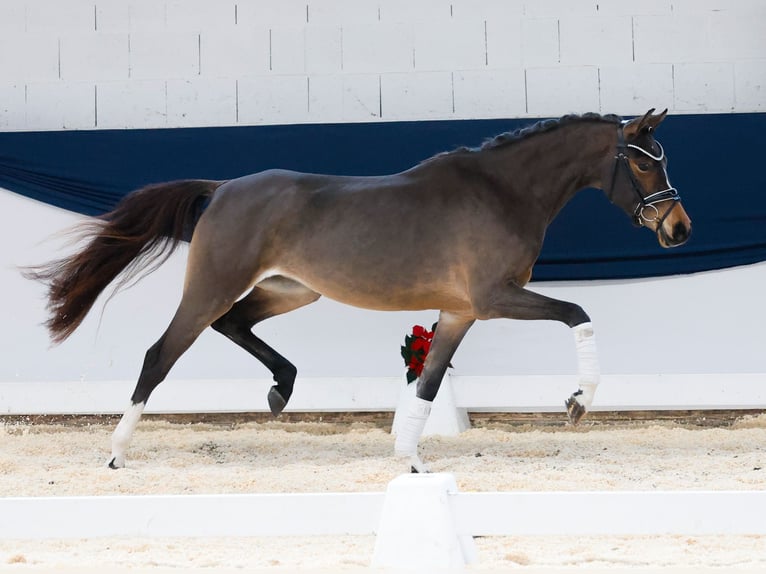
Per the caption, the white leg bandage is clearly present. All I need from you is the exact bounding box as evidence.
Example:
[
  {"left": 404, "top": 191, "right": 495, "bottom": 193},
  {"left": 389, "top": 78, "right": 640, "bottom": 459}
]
[
  {"left": 573, "top": 322, "right": 600, "bottom": 409},
  {"left": 394, "top": 396, "right": 431, "bottom": 472},
  {"left": 109, "top": 402, "right": 145, "bottom": 468}
]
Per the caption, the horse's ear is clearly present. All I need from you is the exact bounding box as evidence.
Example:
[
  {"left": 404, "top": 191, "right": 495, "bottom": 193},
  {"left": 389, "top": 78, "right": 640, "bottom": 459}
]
[{"left": 623, "top": 108, "right": 668, "bottom": 139}]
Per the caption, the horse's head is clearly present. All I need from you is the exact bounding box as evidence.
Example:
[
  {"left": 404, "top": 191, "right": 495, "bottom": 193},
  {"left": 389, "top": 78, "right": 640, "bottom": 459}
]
[{"left": 606, "top": 108, "right": 692, "bottom": 248}]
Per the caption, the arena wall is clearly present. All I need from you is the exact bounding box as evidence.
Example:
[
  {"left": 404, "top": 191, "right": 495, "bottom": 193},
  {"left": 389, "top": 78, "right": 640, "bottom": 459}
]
[{"left": 1, "top": 0, "right": 764, "bottom": 405}]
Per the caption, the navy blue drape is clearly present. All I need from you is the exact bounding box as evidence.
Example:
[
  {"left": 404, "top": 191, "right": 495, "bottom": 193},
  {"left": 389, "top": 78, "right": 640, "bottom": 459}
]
[{"left": 1, "top": 112, "right": 764, "bottom": 280}]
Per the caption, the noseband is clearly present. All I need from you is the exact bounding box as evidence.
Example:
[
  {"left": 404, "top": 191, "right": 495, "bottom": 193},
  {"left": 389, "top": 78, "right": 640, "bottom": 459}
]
[{"left": 609, "top": 127, "right": 681, "bottom": 228}]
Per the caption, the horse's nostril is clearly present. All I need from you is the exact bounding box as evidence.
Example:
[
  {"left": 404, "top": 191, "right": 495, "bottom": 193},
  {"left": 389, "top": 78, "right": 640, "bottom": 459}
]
[{"left": 672, "top": 222, "right": 690, "bottom": 243}]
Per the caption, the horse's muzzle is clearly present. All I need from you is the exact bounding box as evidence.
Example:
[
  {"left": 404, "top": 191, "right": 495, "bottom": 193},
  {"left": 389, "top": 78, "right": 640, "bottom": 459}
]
[{"left": 658, "top": 220, "right": 691, "bottom": 248}]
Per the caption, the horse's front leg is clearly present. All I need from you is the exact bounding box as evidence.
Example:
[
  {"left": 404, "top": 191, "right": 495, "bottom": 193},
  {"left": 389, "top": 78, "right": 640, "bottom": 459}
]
[
  {"left": 476, "top": 282, "right": 600, "bottom": 425},
  {"left": 394, "top": 312, "right": 474, "bottom": 473}
]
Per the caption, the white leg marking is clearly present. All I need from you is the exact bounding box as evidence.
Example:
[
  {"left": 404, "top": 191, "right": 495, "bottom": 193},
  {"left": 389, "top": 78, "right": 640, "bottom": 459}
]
[
  {"left": 109, "top": 402, "right": 145, "bottom": 468},
  {"left": 394, "top": 395, "right": 431, "bottom": 472},
  {"left": 573, "top": 322, "right": 600, "bottom": 410}
]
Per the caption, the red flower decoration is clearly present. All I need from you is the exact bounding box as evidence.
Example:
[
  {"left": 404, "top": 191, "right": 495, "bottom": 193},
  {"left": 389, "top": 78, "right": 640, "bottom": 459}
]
[{"left": 401, "top": 323, "right": 436, "bottom": 384}]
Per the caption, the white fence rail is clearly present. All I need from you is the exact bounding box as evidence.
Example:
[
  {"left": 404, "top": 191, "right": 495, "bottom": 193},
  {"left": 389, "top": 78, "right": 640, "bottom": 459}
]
[{"left": 2, "top": 488, "right": 765, "bottom": 540}]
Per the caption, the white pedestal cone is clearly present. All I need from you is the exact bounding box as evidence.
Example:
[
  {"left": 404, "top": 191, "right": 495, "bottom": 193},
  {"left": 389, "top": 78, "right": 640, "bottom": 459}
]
[
  {"left": 371, "top": 472, "right": 478, "bottom": 568},
  {"left": 391, "top": 373, "right": 471, "bottom": 437}
]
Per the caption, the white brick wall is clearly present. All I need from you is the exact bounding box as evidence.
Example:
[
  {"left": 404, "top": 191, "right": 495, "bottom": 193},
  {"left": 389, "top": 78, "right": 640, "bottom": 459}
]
[{"left": 0, "top": 0, "right": 763, "bottom": 130}]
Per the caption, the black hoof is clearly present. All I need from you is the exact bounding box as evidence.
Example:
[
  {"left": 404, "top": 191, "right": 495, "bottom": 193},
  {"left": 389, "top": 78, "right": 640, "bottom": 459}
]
[
  {"left": 565, "top": 395, "right": 587, "bottom": 425},
  {"left": 267, "top": 386, "right": 287, "bottom": 416},
  {"left": 108, "top": 458, "right": 120, "bottom": 470}
]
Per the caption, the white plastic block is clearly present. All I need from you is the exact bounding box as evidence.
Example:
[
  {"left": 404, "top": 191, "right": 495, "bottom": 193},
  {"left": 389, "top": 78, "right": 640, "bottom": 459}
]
[
  {"left": 237, "top": 75, "right": 308, "bottom": 125},
  {"left": 129, "top": 32, "right": 199, "bottom": 80},
  {"left": 60, "top": 34, "right": 129, "bottom": 81},
  {"left": 670, "top": 0, "right": 766, "bottom": 13},
  {"left": 523, "top": 0, "right": 598, "bottom": 18},
  {"left": 26, "top": 0, "right": 95, "bottom": 33},
  {"left": 485, "top": 17, "right": 523, "bottom": 69},
  {"left": 378, "top": 0, "right": 453, "bottom": 23},
  {"left": 96, "top": 80, "right": 167, "bottom": 129},
  {"left": 453, "top": 69, "right": 526, "bottom": 119},
  {"left": 0, "top": 34, "right": 60, "bottom": 82},
  {"left": 200, "top": 28, "right": 270, "bottom": 78},
  {"left": 342, "top": 22, "right": 414, "bottom": 73},
  {"left": 559, "top": 16, "right": 633, "bottom": 66},
  {"left": 26, "top": 81, "right": 95, "bottom": 130},
  {"left": 526, "top": 66, "right": 600, "bottom": 116},
  {"left": 126, "top": 1, "right": 168, "bottom": 31},
  {"left": 308, "top": 74, "right": 381, "bottom": 122},
  {"left": 371, "top": 473, "right": 477, "bottom": 568},
  {"left": 308, "top": 0, "right": 380, "bottom": 24},
  {"left": 166, "top": 0, "right": 235, "bottom": 31},
  {"left": 236, "top": 0, "right": 308, "bottom": 27},
  {"left": 414, "top": 21, "right": 487, "bottom": 71},
  {"left": 380, "top": 72, "right": 453, "bottom": 120},
  {"left": 633, "top": 14, "right": 711, "bottom": 64},
  {"left": 520, "top": 18, "right": 560, "bottom": 67},
  {"left": 270, "top": 27, "right": 305, "bottom": 73},
  {"left": 599, "top": 63, "right": 673, "bottom": 116},
  {"left": 166, "top": 78, "right": 237, "bottom": 127},
  {"left": 305, "top": 26, "right": 342, "bottom": 74},
  {"left": 0, "top": 83, "right": 25, "bottom": 130},
  {"left": 735, "top": 60, "right": 766, "bottom": 112},
  {"left": 673, "top": 62, "right": 735, "bottom": 113}
]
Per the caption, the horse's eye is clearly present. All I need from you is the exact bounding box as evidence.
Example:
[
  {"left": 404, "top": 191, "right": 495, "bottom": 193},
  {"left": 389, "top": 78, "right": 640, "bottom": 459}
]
[{"left": 637, "top": 162, "right": 651, "bottom": 172}]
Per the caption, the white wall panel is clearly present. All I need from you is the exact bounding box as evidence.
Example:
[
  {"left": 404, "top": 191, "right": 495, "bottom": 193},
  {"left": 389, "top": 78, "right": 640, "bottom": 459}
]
[
  {"left": 673, "top": 62, "right": 735, "bottom": 113},
  {"left": 96, "top": 80, "right": 167, "bottom": 128},
  {"left": 0, "top": 2, "right": 25, "bottom": 32},
  {"left": 129, "top": 32, "right": 199, "bottom": 80},
  {"left": 166, "top": 78, "right": 237, "bottom": 127},
  {"left": 599, "top": 64, "right": 674, "bottom": 116},
  {"left": 0, "top": 34, "right": 59, "bottom": 82},
  {"left": 236, "top": 0, "right": 307, "bottom": 27},
  {"left": 60, "top": 34, "right": 130, "bottom": 81},
  {"left": 309, "top": 0, "right": 380, "bottom": 24},
  {"left": 484, "top": 17, "right": 522, "bottom": 69},
  {"left": 453, "top": 69, "right": 526, "bottom": 118},
  {"left": 269, "top": 27, "right": 306, "bottom": 74},
  {"left": 199, "top": 28, "right": 270, "bottom": 78},
  {"left": 165, "top": 0, "right": 235, "bottom": 31},
  {"left": 0, "top": 84, "right": 25, "bottom": 129},
  {"left": 735, "top": 60, "right": 766, "bottom": 112},
  {"left": 520, "top": 19, "right": 559, "bottom": 67},
  {"left": 378, "top": 0, "right": 452, "bottom": 22},
  {"left": 238, "top": 76, "right": 308, "bottom": 125},
  {"left": 413, "top": 21, "right": 486, "bottom": 71},
  {"left": 708, "top": 13, "right": 766, "bottom": 61},
  {"left": 308, "top": 74, "right": 381, "bottom": 122},
  {"left": 523, "top": 0, "right": 597, "bottom": 18},
  {"left": 25, "top": 0, "right": 95, "bottom": 33},
  {"left": 380, "top": 72, "right": 453, "bottom": 120},
  {"left": 304, "top": 26, "right": 343, "bottom": 74},
  {"left": 525, "top": 67, "right": 600, "bottom": 116},
  {"left": 25, "top": 81, "right": 95, "bottom": 130},
  {"left": 451, "top": 0, "right": 524, "bottom": 21},
  {"left": 593, "top": 0, "right": 671, "bottom": 16},
  {"left": 342, "top": 23, "right": 414, "bottom": 73},
  {"left": 559, "top": 16, "right": 633, "bottom": 66},
  {"left": 633, "top": 15, "right": 711, "bottom": 64}
]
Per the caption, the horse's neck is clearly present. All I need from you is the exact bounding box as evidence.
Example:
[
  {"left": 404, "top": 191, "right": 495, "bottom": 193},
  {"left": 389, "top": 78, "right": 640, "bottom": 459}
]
[{"left": 491, "top": 122, "right": 616, "bottom": 221}]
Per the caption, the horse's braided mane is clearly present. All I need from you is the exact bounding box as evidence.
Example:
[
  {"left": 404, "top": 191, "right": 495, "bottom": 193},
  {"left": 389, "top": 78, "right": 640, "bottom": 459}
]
[{"left": 429, "top": 112, "right": 623, "bottom": 161}]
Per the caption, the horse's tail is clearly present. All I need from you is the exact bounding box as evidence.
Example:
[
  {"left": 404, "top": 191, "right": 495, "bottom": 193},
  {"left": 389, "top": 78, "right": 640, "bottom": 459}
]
[{"left": 23, "top": 179, "right": 223, "bottom": 345}]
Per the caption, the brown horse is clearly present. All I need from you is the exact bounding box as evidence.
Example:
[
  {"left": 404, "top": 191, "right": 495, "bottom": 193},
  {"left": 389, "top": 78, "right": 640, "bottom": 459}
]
[{"left": 25, "top": 109, "right": 691, "bottom": 471}]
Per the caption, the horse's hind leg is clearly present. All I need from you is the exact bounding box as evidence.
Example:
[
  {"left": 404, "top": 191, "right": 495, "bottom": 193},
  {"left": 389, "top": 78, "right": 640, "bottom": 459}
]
[
  {"left": 394, "top": 311, "right": 474, "bottom": 473},
  {"left": 109, "top": 284, "right": 245, "bottom": 468},
  {"left": 211, "top": 277, "right": 320, "bottom": 415}
]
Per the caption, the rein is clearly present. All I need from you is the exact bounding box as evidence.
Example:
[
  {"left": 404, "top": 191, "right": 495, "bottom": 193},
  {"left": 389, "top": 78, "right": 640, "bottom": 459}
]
[{"left": 608, "top": 127, "right": 681, "bottom": 230}]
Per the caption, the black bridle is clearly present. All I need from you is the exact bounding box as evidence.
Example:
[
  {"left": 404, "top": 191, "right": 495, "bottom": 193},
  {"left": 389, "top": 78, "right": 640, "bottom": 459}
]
[{"left": 609, "top": 127, "right": 681, "bottom": 229}]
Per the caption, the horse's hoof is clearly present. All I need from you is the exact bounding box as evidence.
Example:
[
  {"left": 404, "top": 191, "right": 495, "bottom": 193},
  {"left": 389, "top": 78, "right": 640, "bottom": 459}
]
[
  {"left": 565, "top": 394, "right": 587, "bottom": 425},
  {"left": 267, "top": 386, "right": 287, "bottom": 416},
  {"left": 107, "top": 456, "right": 124, "bottom": 469}
]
